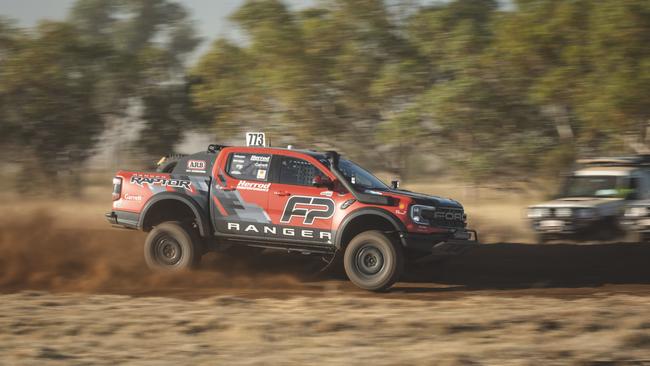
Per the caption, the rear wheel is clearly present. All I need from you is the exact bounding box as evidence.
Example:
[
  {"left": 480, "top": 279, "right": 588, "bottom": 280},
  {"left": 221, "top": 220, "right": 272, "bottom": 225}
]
[
  {"left": 344, "top": 230, "right": 403, "bottom": 291},
  {"left": 144, "top": 221, "right": 202, "bottom": 270}
]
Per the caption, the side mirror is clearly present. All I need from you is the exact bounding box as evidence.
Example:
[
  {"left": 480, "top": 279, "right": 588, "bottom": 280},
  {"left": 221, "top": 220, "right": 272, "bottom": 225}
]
[
  {"left": 391, "top": 179, "right": 400, "bottom": 190},
  {"left": 312, "top": 175, "right": 333, "bottom": 188}
]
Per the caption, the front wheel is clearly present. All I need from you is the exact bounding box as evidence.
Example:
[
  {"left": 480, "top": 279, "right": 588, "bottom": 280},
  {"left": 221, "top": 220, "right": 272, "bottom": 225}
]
[
  {"left": 144, "top": 221, "right": 202, "bottom": 270},
  {"left": 344, "top": 230, "right": 403, "bottom": 291},
  {"left": 536, "top": 233, "right": 553, "bottom": 244}
]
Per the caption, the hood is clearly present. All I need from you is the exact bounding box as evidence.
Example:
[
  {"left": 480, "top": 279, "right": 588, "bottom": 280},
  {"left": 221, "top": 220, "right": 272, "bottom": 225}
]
[
  {"left": 529, "top": 197, "right": 623, "bottom": 209},
  {"left": 386, "top": 189, "right": 463, "bottom": 209}
]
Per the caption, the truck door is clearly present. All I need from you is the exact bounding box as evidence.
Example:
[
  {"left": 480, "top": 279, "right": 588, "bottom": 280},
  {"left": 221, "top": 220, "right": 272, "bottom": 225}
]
[
  {"left": 210, "top": 151, "right": 273, "bottom": 238},
  {"left": 267, "top": 155, "right": 337, "bottom": 245}
]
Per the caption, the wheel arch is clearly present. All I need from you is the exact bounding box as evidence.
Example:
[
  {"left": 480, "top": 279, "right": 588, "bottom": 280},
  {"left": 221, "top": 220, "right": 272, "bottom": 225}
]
[
  {"left": 139, "top": 192, "right": 211, "bottom": 237},
  {"left": 335, "top": 208, "right": 406, "bottom": 249}
]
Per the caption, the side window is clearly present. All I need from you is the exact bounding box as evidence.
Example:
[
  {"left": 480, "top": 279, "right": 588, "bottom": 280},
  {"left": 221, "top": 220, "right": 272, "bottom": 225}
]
[
  {"left": 278, "top": 156, "right": 325, "bottom": 186},
  {"left": 227, "top": 153, "right": 271, "bottom": 181}
]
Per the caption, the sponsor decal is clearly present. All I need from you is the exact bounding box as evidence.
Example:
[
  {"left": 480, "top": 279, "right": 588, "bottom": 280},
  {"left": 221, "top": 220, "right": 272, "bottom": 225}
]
[
  {"left": 281, "top": 196, "right": 335, "bottom": 225},
  {"left": 320, "top": 191, "right": 333, "bottom": 197},
  {"left": 250, "top": 155, "right": 270, "bottom": 163},
  {"left": 187, "top": 160, "right": 207, "bottom": 173},
  {"left": 226, "top": 222, "right": 331, "bottom": 242},
  {"left": 256, "top": 169, "right": 267, "bottom": 180},
  {"left": 130, "top": 176, "right": 191, "bottom": 189},
  {"left": 237, "top": 180, "right": 271, "bottom": 192},
  {"left": 123, "top": 193, "right": 143, "bottom": 201}
]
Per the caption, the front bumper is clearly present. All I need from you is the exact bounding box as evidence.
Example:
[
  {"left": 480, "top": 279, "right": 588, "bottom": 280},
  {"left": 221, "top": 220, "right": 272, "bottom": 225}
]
[
  {"left": 621, "top": 217, "right": 650, "bottom": 232},
  {"left": 401, "top": 229, "right": 479, "bottom": 256},
  {"left": 530, "top": 217, "right": 598, "bottom": 234}
]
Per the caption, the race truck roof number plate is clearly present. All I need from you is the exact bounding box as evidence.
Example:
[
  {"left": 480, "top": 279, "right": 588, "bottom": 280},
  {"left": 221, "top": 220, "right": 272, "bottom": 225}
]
[{"left": 246, "top": 132, "right": 266, "bottom": 147}]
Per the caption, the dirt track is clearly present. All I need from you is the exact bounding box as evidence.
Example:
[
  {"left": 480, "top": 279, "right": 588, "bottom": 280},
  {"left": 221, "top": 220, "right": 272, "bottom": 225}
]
[
  {"left": 2, "top": 292, "right": 650, "bottom": 365},
  {"left": 1, "top": 207, "right": 650, "bottom": 364}
]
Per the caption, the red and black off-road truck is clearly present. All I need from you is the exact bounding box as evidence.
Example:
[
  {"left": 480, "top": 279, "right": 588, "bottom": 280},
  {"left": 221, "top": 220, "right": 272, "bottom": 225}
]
[{"left": 106, "top": 143, "right": 477, "bottom": 291}]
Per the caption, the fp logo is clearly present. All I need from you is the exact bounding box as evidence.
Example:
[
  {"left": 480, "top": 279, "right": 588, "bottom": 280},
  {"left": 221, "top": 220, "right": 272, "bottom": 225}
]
[{"left": 281, "top": 196, "right": 335, "bottom": 225}]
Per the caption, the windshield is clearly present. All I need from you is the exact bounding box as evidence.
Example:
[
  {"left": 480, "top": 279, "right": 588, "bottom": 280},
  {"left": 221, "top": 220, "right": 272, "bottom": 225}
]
[
  {"left": 561, "top": 175, "right": 636, "bottom": 198},
  {"left": 321, "top": 158, "right": 389, "bottom": 190}
]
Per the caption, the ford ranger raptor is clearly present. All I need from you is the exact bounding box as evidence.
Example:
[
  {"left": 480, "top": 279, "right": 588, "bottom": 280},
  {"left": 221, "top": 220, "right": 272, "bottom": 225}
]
[{"left": 106, "top": 144, "right": 478, "bottom": 291}]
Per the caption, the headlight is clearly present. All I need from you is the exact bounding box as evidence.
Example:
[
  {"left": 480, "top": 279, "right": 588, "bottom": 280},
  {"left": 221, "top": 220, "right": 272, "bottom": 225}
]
[
  {"left": 527, "top": 208, "right": 550, "bottom": 218},
  {"left": 575, "top": 208, "right": 596, "bottom": 219},
  {"left": 625, "top": 206, "right": 648, "bottom": 217},
  {"left": 555, "top": 208, "right": 572, "bottom": 218},
  {"left": 410, "top": 205, "right": 436, "bottom": 225}
]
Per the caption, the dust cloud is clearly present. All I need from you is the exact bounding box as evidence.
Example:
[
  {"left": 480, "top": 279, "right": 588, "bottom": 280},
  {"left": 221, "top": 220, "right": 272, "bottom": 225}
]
[{"left": 0, "top": 212, "right": 304, "bottom": 296}]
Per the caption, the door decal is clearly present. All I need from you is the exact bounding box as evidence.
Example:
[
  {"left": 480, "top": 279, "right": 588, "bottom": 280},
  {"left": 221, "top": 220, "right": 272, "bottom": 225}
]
[{"left": 280, "top": 196, "right": 335, "bottom": 225}]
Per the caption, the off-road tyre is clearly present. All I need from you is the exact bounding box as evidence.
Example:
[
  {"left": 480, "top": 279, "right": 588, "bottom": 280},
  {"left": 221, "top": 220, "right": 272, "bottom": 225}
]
[
  {"left": 144, "top": 221, "right": 202, "bottom": 270},
  {"left": 344, "top": 230, "right": 404, "bottom": 291}
]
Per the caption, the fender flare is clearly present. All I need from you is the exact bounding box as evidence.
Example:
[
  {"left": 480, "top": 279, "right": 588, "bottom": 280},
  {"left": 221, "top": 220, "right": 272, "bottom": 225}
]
[
  {"left": 334, "top": 208, "right": 406, "bottom": 249},
  {"left": 139, "top": 192, "right": 211, "bottom": 237}
]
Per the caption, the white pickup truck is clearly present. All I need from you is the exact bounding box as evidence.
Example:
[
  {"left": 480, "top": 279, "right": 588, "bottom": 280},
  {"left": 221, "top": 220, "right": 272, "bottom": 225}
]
[{"left": 527, "top": 157, "right": 650, "bottom": 243}]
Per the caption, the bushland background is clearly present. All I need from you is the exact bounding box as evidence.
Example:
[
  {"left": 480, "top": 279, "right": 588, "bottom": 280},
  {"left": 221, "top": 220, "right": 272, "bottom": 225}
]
[{"left": 1, "top": 0, "right": 649, "bottom": 197}]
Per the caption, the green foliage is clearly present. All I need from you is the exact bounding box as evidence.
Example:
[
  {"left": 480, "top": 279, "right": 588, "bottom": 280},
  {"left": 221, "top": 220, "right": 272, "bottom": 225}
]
[
  {"left": 0, "top": 23, "right": 105, "bottom": 159},
  {"left": 0, "top": 21, "right": 110, "bottom": 193},
  {"left": 69, "top": 0, "right": 202, "bottom": 157},
  {"left": 2, "top": 0, "right": 650, "bottom": 187},
  {"left": 0, "top": 0, "right": 201, "bottom": 194},
  {"left": 186, "top": 0, "right": 650, "bottom": 183}
]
